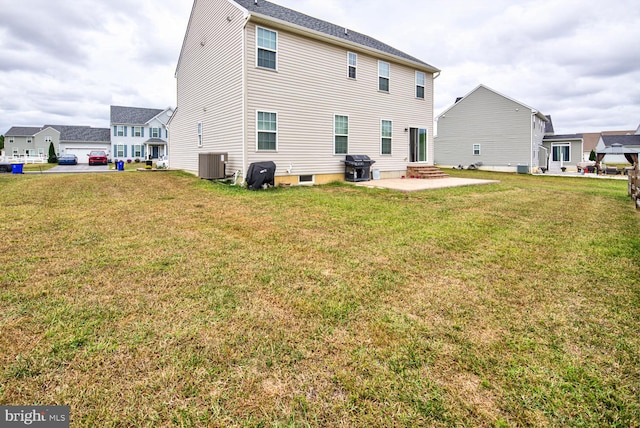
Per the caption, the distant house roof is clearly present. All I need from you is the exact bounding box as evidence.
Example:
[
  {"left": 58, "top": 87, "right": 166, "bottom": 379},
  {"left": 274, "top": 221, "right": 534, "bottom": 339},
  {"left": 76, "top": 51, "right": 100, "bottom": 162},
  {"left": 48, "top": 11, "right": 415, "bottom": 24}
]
[
  {"left": 544, "top": 115, "right": 554, "bottom": 135},
  {"left": 178, "top": 0, "right": 439, "bottom": 74},
  {"left": 45, "top": 125, "right": 111, "bottom": 143},
  {"left": 111, "top": 106, "right": 166, "bottom": 125},
  {"left": 5, "top": 126, "right": 44, "bottom": 137},
  {"left": 601, "top": 134, "right": 640, "bottom": 147},
  {"left": 543, "top": 133, "right": 582, "bottom": 141}
]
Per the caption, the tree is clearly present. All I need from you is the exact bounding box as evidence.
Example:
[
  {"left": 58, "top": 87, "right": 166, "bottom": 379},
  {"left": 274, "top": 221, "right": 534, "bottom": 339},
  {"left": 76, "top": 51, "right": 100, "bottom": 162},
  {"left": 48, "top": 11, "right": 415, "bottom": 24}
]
[
  {"left": 48, "top": 141, "right": 57, "bottom": 163},
  {"left": 0, "top": 135, "right": 4, "bottom": 151},
  {"left": 589, "top": 149, "right": 596, "bottom": 161}
]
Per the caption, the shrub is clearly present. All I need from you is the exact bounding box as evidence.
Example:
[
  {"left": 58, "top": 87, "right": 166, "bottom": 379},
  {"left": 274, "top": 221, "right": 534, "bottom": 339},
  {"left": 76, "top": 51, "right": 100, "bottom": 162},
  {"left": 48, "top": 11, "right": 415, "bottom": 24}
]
[{"left": 127, "top": 159, "right": 132, "bottom": 163}]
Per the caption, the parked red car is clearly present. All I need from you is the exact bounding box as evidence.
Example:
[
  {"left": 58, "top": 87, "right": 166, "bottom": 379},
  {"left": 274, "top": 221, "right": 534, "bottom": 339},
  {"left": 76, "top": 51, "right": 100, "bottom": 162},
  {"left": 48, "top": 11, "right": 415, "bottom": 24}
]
[{"left": 88, "top": 151, "right": 108, "bottom": 165}]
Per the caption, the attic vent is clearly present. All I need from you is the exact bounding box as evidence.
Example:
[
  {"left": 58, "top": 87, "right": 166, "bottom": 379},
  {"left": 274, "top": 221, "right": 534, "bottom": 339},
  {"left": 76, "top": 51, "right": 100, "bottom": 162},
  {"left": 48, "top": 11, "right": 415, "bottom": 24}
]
[{"left": 455, "top": 97, "right": 463, "bottom": 103}]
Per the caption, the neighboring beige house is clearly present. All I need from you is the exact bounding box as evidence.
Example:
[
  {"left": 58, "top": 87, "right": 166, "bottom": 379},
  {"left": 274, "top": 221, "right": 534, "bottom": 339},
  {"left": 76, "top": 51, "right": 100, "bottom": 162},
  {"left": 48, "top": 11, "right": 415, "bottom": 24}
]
[
  {"left": 434, "top": 84, "right": 548, "bottom": 173},
  {"left": 169, "top": 0, "right": 440, "bottom": 184}
]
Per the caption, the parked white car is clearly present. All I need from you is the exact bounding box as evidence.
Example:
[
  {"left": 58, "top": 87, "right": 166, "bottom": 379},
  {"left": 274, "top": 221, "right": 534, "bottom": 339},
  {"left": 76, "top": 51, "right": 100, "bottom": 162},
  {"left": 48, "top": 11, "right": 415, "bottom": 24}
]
[{"left": 156, "top": 155, "right": 169, "bottom": 169}]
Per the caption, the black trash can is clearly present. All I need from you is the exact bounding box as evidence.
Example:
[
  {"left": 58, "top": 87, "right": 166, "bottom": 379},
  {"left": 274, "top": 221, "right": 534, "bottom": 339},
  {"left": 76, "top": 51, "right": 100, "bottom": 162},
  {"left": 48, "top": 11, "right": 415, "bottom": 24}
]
[{"left": 344, "top": 155, "right": 376, "bottom": 182}]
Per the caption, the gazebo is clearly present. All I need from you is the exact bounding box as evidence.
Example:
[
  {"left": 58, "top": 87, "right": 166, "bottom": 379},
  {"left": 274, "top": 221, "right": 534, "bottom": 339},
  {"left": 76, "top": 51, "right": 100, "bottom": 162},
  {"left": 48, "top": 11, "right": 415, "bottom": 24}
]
[{"left": 595, "top": 143, "right": 639, "bottom": 171}]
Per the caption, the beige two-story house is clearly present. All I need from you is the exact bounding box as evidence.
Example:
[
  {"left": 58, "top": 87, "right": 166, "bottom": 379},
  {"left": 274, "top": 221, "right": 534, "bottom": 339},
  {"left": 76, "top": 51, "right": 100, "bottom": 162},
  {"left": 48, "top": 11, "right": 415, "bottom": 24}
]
[{"left": 169, "top": 0, "right": 440, "bottom": 184}]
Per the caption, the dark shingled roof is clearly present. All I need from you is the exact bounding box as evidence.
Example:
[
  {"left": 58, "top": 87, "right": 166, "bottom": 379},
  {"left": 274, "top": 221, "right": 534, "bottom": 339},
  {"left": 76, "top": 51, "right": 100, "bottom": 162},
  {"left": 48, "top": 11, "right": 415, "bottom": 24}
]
[
  {"left": 232, "top": 0, "right": 438, "bottom": 70},
  {"left": 44, "top": 125, "right": 111, "bottom": 143},
  {"left": 111, "top": 106, "right": 164, "bottom": 125},
  {"left": 544, "top": 115, "right": 554, "bottom": 134},
  {"left": 543, "top": 134, "right": 582, "bottom": 140},
  {"left": 601, "top": 134, "right": 640, "bottom": 147},
  {"left": 5, "top": 126, "right": 44, "bottom": 136}
]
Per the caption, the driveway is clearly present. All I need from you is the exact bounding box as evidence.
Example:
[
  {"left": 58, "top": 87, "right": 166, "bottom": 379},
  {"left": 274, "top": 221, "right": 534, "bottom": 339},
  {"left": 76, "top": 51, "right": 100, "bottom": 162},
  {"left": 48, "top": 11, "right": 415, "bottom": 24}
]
[{"left": 44, "top": 164, "right": 113, "bottom": 173}]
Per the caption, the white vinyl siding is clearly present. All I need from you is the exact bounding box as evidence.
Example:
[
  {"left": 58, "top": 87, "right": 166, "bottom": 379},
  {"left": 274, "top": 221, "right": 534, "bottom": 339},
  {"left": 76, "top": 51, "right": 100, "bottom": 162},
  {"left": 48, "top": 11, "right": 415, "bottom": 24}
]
[
  {"left": 244, "top": 22, "right": 435, "bottom": 176},
  {"left": 257, "top": 27, "right": 277, "bottom": 70}
]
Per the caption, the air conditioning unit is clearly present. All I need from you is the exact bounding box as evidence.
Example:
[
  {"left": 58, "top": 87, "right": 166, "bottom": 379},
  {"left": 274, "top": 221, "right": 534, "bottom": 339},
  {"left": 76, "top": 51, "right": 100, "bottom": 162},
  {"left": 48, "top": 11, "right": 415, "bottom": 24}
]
[{"left": 199, "top": 152, "right": 227, "bottom": 179}]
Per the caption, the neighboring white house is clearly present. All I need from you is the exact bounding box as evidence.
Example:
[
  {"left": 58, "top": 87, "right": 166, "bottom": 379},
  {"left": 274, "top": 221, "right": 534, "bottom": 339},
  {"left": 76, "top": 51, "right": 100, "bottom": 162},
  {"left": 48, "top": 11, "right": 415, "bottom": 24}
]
[
  {"left": 111, "top": 106, "right": 174, "bottom": 161},
  {"left": 434, "top": 84, "right": 549, "bottom": 173},
  {"left": 168, "top": 0, "right": 440, "bottom": 184},
  {"left": 3, "top": 125, "right": 110, "bottom": 163}
]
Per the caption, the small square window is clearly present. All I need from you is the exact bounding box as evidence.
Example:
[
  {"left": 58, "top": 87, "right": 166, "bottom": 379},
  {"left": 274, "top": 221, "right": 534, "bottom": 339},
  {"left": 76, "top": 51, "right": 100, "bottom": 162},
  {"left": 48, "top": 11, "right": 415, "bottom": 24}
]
[
  {"left": 473, "top": 144, "right": 481, "bottom": 156},
  {"left": 299, "top": 175, "right": 314, "bottom": 184}
]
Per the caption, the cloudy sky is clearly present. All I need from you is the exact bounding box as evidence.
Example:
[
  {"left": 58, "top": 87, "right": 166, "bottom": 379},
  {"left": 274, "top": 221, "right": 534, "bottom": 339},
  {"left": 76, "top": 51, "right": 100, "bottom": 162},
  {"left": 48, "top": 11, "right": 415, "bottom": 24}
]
[{"left": 1, "top": 0, "right": 639, "bottom": 136}]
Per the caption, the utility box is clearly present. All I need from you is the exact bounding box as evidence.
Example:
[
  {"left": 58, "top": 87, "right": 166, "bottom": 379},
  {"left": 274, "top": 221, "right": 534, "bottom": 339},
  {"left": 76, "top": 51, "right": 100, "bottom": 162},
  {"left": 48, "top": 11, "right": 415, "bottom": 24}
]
[
  {"left": 199, "top": 152, "right": 227, "bottom": 179},
  {"left": 517, "top": 164, "right": 529, "bottom": 174}
]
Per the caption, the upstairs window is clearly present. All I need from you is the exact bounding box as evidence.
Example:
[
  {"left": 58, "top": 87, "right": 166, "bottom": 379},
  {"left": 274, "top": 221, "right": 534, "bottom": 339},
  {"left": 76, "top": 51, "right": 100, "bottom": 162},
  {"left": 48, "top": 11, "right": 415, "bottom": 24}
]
[
  {"left": 151, "top": 128, "right": 160, "bottom": 139},
  {"left": 257, "top": 111, "right": 277, "bottom": 151},
  {"left": 133, "top": 126, "right": 143, "bottom": 137},
  {"left": 416, "top": 71, "right": 425, "bottom": 99},
  {"left": 473, "top": 144, "right": 481, "bottom": 156},
  {"left": 44, "top": 136, "right": 52, "bottom": 143},
  {"left": 114, "top": 126, "right": 126, "bottom": 137},
  {"left": 257, "top": 27, "right": 277, "bottom": 70},
  {"left": 8, "top": 137, "right": 14, "bottom": 144},
  {"left": 334, "top": 115, "right": 349, "bottom": 155},
  {"left": 347, "top": 52, "right": 357, "bottom": 79},
  {"left": 197, "top": 122, "right": 203, "bottom": 147},
  {"left": 381, "top": 120, "right": 392, "bottom": 155},
  {"left": 26, "top": 137, "right": 33, "bottom": 144},
  {"left": 378, "top": 61, "right": 390, "bottom": 92}
]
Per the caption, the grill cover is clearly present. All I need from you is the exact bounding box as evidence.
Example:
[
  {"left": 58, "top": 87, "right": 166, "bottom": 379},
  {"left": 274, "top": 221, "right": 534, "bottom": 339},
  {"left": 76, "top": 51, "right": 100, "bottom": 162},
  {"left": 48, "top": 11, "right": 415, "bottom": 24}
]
[
  {"left": 344, "top": 155, "right": 375, "bottom": 166},
  {"left": 246, "top": 161, "right": 276, "bottom": 190}
]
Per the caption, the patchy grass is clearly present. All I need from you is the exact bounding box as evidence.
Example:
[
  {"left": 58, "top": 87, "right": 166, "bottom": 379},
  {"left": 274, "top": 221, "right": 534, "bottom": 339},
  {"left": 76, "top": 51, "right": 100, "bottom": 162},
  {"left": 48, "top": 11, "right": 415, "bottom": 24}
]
[{"left": 0, "top": 170, "right": 638, "bottom": 427}]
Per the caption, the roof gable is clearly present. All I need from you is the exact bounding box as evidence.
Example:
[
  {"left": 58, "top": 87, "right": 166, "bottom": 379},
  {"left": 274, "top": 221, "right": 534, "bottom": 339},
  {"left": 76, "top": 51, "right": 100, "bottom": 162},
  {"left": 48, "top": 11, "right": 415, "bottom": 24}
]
[
  {"left": 111, "top": 106, "right": 166, "bottom": 125},
  {"left": 177, "top": 0, "right": 439, "bottom": 74},
  {"left": 437, "top": 84, "right": 547, "bottom": 122}
]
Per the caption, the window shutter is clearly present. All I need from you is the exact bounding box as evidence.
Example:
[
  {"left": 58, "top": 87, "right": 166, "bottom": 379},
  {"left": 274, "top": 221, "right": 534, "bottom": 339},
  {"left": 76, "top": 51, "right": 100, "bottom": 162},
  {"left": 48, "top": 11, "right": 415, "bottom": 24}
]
[
  {"left": 113, "top": 126, "right": 117, "bottom": 136},
  {"left": 124, "top": 145, "right": 128, "bottom": 157},
  {"left": 142, "top": 128, "right": 145, "bottom": 138},
  {"left": 141, "top": 145, "right": 145, "bottom": 158},
  {"left": 165, "top": 129, "right": 168, "bottom": 139},
  {"left": 124, "top": 127, "right": 127, "bottom": 137}
]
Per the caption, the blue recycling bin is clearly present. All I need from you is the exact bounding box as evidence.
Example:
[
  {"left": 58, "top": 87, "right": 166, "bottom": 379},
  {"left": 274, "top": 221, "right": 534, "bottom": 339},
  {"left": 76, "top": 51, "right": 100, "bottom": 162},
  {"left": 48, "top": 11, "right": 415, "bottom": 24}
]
[
  {"left": 11, "top": 163, "right": 24, "bottom": 174},
  {"left": 117, "top": 160, "right": 124, "bottom": 171}
]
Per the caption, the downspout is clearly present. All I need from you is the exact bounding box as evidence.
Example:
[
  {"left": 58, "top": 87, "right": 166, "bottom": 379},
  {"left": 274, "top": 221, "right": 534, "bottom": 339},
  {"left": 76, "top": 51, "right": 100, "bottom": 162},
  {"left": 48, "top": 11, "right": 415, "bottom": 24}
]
[
  {"left": 241, "top": 15, "right": 250, "bottom": 185},
  {"left": 531, "top": 110, "right": 536, "bottom": 171}
]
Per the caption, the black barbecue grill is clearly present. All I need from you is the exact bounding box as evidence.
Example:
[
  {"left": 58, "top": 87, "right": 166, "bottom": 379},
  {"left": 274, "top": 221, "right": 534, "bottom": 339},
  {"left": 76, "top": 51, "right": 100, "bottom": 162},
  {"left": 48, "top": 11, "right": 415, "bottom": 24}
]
[{"left": 344, "top": 155, "right": 376, "bottom": 182}]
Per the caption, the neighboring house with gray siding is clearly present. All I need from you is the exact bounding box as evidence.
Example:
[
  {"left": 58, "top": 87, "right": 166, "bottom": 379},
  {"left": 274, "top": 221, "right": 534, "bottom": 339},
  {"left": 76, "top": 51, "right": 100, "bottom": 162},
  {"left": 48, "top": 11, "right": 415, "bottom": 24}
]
[
  {"left": 434, "top": 85, "right": 548, "bottom": 173},
  {"left": 3, "top": 125, "right": 110, "bottom": 163},
  {"left": 111, "top": 106, "right": 173, "bottom": 161},
  {"left": 169, "top": 0, "right": 440, "bottom": 184}
]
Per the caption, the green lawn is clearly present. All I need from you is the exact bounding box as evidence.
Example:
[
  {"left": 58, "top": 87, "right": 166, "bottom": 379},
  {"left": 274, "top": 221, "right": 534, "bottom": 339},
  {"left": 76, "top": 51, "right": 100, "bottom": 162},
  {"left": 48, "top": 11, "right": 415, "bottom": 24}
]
[{"left": 1, "top": 171, "right": 638, "bottom": 427}]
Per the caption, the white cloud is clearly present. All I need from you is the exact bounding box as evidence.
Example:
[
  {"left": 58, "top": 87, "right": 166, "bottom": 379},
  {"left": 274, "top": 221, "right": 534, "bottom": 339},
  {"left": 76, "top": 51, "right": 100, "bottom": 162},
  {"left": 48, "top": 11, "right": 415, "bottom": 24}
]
[{"left": 0, "top": 0, "right": 638, "bottom": 135}]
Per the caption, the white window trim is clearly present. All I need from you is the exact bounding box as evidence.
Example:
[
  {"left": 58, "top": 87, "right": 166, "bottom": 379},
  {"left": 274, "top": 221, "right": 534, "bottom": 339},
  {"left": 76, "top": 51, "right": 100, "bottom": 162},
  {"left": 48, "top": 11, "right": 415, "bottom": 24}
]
[
  {"left": 256, "top": 110, "right": 278, "bottom": 152},
  {"left": 473, "top": 144, "right": 481, "bottom": 156},
  {"left": 298, "top": 175, "right": 315, "bottom": 185},
  {"left": 334, "top": 114, "right": 349, "bottom": 155},
  {"left": 151, "top": 128, "right": 160, "bottom": 139},
  {"left": 381, "top": 119, "right": 392, "bottom": 155},
  {"left": 26, "top": 137, "right": 33, "bottom": 144},
  {"left": 197, "top": 122, "right": 203, "bottom": 147},
  {"left": 8, "top": 137, "right": 14, "bottom": 144},
  {"left": 116, "top": 144, "right": 125, "bottom": 158},
  {"left": 378, "top": 61, "right": 390, "bottom": 92},
  {"left": 256, "top": 26, "right": 278, "bottom": 71},
  {"left": 133, "top": 126, "right": 143, "bottom": 137},
  {"left": 347, "top": 52, "right": 357, "bottom": 79},
  {"left": 116, "top": 125, "right": 125, "bottom": 137},
  {"left": 416, "top": 71, "right": 426, "bottom": 99}
]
